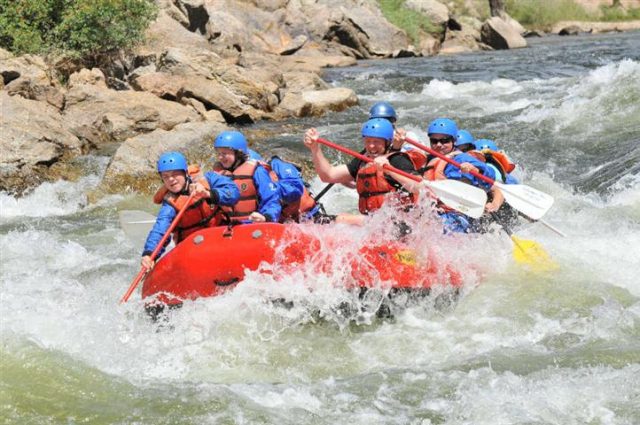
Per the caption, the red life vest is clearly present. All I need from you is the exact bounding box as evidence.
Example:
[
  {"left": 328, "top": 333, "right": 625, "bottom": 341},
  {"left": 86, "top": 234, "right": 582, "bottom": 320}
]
[
  {"left": 260, "top": 160, "right": 317, "bottom": 222},
  {"left": 214, "top": 160, "right": 259, "bottom": 221},
  {"left": 153, "top": 165, "right": 222, "bottom": 242},
  {"left": 355, "top": 152, "right": 416, "bottom": 214}
]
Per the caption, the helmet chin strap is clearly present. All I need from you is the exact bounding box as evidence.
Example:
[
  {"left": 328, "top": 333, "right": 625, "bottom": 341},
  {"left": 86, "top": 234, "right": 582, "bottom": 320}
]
[{"left": 180, "top": 173, "right": 190, "bottom": 194}]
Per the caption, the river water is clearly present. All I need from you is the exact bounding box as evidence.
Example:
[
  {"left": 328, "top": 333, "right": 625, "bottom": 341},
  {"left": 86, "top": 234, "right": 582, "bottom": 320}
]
[{"left": 1, "top": 32, "right": 639, "bottom": 424}]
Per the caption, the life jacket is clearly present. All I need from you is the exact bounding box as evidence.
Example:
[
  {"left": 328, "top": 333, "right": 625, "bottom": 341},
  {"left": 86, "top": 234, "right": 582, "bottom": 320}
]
[
  {"left": 404, "top": 149, "right": 428, "bottom": 171},
  {"left": 422, "top": 150, "right": 464, "bottom": 181},
  {"left": 261, "top": 158, "right": 317, "bottom": 223},
  {"left": 479, "top": 149, "right": 516, "bottom": 182},
  {"left": 214, "top": 160, "right": 259, "bottom": 221},
  {"left": 355, "top": 152, "right": 416, "bottom": 214},
  {"left": 152, "top": 165, "right": 222, "bottom": 242}
]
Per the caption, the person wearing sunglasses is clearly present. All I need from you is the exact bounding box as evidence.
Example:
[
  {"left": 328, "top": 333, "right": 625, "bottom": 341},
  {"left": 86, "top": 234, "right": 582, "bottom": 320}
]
[{"left": 422, "top": 118, "right": 496, "bottom": 233}]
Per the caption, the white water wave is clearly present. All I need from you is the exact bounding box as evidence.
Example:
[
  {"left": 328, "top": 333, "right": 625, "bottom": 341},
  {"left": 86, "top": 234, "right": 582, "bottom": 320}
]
[{"left": 0, "top": 174, "right": 122, "bottom": 221}]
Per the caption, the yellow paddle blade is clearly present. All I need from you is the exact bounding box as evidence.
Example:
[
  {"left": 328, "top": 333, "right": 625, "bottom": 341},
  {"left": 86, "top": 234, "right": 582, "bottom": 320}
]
[{"left": 511, "top": 235, "right": 559, "bottom": 272}]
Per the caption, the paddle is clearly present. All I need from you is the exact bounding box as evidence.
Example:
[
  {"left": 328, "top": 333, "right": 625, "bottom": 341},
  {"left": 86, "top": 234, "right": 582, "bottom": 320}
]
[
  {"left": 316, "top": 138, "right": 488, "bottom": 218},
  {"left": 404, "top": 137, "right": 554, "bottom": 221},
  {"left": 492, "top": 214, "right": 558, "bottom": 271},
  {"left": 403, "top": 135, "right": 558, "bottom": 269},
  {"left": 119, "top": 192, "right": 196, "bottom": 303},
  {"left": 118, "top": 210, "right": 157, "bottom": 248},
  {"left": 313, "top": 183, "right": 335, "bottom": 202}
]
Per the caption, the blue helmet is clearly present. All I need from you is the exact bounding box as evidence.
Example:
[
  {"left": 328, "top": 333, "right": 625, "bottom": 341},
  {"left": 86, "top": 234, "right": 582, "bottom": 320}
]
[
  {"left": 428, "top": 118, "right": 458, "bottom": 138},
  {"left": 214, "top": 131, "right": 248, "bottom": 154},
  {"left": 361, "top": 118, "right": 394, "bottom": 142},
  {"left": 247, "top": 149, "right": 263, "bottom": 161},
  {"left": 475, "top": 139, "right": 498, "bottom": 151},
  {"left": 455, "top": 129, "right": 475, "bottom": 148},
  {"left": 369, "top": 102, "right": 397, "bottom": 121},
  {"left": 157, "top": 151, "right": 188, "bottom": 173}
]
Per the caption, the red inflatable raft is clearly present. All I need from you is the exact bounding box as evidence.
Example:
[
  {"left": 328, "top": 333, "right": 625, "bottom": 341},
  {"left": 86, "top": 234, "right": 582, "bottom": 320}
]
[{"left": 141, "top": 223, "right": 463, "bottom": 306}]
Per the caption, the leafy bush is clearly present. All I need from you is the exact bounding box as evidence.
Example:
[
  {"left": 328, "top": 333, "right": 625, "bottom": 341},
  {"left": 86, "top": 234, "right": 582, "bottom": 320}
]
[
  {"left": 0, "top": 0, "right": 157, "bottom": 57},
  {"left": 378, "top": 0, "right": 441, "bottom": 44},
  {"left": 0, "top": 0, "right": 64, "bottom": 53}
]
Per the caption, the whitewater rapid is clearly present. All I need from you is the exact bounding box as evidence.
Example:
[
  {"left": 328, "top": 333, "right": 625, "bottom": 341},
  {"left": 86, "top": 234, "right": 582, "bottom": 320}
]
[{"left": 2, "top": 32, "right": 639, "bottom": 424}]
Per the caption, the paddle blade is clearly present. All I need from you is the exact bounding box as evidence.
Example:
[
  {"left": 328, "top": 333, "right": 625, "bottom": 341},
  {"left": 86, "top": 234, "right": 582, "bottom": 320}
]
[
  {"left": 118, "top": 210, "right": 156, "bottom": 248},
  {"left": 424, "top": 179, "right": 488, "bottom": 219},
  {"left": 511, "top": 235, "right": 558, "bottom": 272},
  {"left": 497, "top": 183, "right": 555, "bottom": 220}
]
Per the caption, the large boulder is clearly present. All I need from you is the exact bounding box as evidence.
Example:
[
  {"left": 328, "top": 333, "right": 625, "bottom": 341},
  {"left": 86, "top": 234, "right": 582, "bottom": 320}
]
[
  {"left": 101, "top": 121, "right": 227, "bottom": 193},
  {"left": 1, "top": 55, "right": 65, "bottom": 109},
  {"left": 0, "top": 92, "right": 84, "bottom": 194},
  {"left": 68, "top": 68, "right": 108, "bottom": 89},
  {"left": 324, "top": 5, "right": 411, "bottom": 58},
  {"left": 278, "top": 87, "right": 358, "bottom": 117},
  {"left": 63, "top": 84, "right": 201, "bottom": 146},
  {"left": 481, "top": 16, "right": 527, "bottom": 50}
]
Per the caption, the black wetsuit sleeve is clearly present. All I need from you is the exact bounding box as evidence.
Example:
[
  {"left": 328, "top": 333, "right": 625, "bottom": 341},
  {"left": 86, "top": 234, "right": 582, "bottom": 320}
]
[
  {"left": 346, "top": 157, "right": 362, "bottom": 179},
  {"left": 385, "top": 154, "right": 419, "bottom": 189},
  {"left": 389, "top": 154, "right": 419, "bottom": 174}
]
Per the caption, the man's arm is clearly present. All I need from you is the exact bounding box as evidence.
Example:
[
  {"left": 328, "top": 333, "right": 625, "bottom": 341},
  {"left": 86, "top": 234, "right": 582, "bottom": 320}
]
[{"left": 303, "top": 128, "right": 355, "bottom": 185}]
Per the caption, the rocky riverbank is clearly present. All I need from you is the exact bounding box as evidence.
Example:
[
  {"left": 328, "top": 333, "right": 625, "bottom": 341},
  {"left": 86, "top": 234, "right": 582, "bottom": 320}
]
[{"left": 1, "top": 0, "right": 637, "bottom": 196}]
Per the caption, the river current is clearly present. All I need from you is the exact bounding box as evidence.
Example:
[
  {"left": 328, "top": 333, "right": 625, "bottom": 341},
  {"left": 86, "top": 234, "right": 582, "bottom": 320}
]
[{"left": 1, "top": 32, "right": 639, "bottom": 424}]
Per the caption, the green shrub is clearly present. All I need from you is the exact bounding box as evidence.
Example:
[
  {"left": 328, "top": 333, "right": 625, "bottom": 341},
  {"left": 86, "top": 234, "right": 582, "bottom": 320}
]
[
  {"left": 0, "top": 0, "right": 157, "bottom": 57},
  {"left": 378, "top": 0, "right": 440, "bottom": 44},
  {"left": 0, "top": 0, "right": 64, "bottom": 53},
  {"left": 54, "top": 0, "right": 157, "bottom": 56},
  {"left": 505, "top": 0, "right": 591, "bottom": 28},
  {"left": 600, "top": 5, "right": 640, "bottom": 21}
]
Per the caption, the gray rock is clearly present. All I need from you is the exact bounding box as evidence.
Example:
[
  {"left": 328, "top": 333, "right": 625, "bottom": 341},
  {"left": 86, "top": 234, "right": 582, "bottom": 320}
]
[
  {"left": 101, "top": 121, "right": 227, "bottom": 193},
  {"left": 1, "top": 55, "right": 65, "bottom": 109},
  {"left": 68, "top": 68, "right": 108, "bottom": 89},
  {"left": 279, "top": 87, "right": 358, "bottom": 117},
  {"left": 64, "top": 84, "right": 201, "bottom": 145},
  {"left": 481, "top": 16, "right": 527, "bottom": 50},
  {"left": 0, "top": 92, "right": 84, "bottom": 193}
]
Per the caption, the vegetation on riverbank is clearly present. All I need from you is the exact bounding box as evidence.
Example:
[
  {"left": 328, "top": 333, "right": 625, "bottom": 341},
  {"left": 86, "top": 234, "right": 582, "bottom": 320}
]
[
  {"left": 378, "top": 0, "right": 441, "bottom": 43},
  {"left": 0, "top": 0, "right": 157, "bottom": 58},
  {"left": 505, "top": 0, "right": 640, "bottom": 28}
]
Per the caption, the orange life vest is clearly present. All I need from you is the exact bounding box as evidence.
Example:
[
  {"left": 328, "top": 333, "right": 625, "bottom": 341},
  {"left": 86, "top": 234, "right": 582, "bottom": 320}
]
[
  {"left": 261, "top": 160, "right": 317, "bottom": 223},
  {"left": 355, "top": 152, "right": 416, "bottom": 214},
  {"left": 404, "top": 149, "right": 428, "bottom": 171},
  {"left": 422, "top": 150, "right": 464, "bottom": 181},
  {"left": 152, "top": 165, "right": 222, "bottom": 242},
  {"left": 479, "top": 149, "right": 516, "bottom": 181},
  {"left": 214, "top": 160, "right": 259, "bottom": 221}
]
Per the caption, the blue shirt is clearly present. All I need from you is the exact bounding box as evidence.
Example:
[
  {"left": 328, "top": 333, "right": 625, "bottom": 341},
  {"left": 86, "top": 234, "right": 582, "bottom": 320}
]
[
  {"left": 253, "top": 164, "right": 282, "bottom": 222},
  {"left": 142, "top": 171, "right": 240, "bottom": 257},
  {"left": 443, "top": 153, "right": 496, "bottom": 191},
  {"left": 269, "top": 157, "right": 305, "bottom": 204}
]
